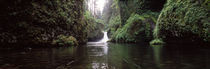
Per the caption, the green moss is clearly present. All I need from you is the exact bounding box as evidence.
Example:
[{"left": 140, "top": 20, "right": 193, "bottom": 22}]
[
  {"left": 52, "top": 35, "right": 78, "bottom": 46},
  {"left": 108, "top": 0, "right": 164, "bottom": 43},
  {"left": 0, "top": 0, "right": 90, "bottom": 45},
  {"left": 154, "top": 0, "right": 209, "bottom": 43},
  {"left": 107, "top": 14, "right": 122, "bottom": 36},
  {"left": 83, "top": 11, "right": 104, "bottom": 41},
  {"left": 112, "top": 0, "right": 120, "bottom": 9},
  {"left": 150, "top": 39, "right": 165, "bottom": 45},
  {"left": 111, "top": 13, "right": 157, "bottom": 42},
  {"left": 118, "top": 0, "right": 165, "bottom": 25}
]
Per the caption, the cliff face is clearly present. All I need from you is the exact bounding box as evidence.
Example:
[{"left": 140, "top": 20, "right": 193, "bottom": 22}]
[
  {"left": 83, "top": 11, "right": 104, "bottom": 42},
  {"left": 109, "top": 0, "right": 209, "bottom": 44},
  {"left": 119, "top": 0, "right": 166, "bottom": 25},
  {"left": 154, "top": 0, "right": 210, "bottom": 43},
  {"left": 0, "top": 0, "right": 88, "bottom": 46},
  {"left": 108, "top": 0, "right": 166, "bottom": 42}
]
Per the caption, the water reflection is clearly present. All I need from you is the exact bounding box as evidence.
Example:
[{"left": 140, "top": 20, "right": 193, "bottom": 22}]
[
  {"left": 87, "top": 42, "right": 109, "bottom": 69},
  {"left": 151, "top": 45, "right": 163, "bottom": 69},
  {"left": 0, "top": 46, "right": 78, "bottom": 69},
  {"left": 0, "top": 43, "right": 210, "bottom": 69}
]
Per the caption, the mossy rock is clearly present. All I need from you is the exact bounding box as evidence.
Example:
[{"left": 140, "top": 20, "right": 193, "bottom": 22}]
[
  {"left": 52, "top": 35, "right": 78, "bottom": 46},
  {"left": 154, "top": 0, "right": 210, "bottom": 43},
  {"left": 111, "top": 13, "right": 157, "bottom": 43},
  {"left": 150, "top": 39, "right": 165, "bottom": 45},
  {"left": 83, "top": 11, "right": 104, "bottom": 41}
]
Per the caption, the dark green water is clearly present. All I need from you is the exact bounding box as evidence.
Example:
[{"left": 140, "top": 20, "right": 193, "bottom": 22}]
[{"left": 0, "top": 43, "right": 209, "bottom": 69}]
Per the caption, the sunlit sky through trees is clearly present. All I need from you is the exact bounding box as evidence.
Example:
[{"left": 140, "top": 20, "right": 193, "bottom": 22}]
[{"left": 86, "top": 0, "right": 108, "bottom": 16}]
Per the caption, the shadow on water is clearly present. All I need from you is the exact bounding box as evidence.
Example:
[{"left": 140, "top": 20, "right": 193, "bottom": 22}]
[{"left": 0, "top": 43, "right": 210, "bottom": 69}]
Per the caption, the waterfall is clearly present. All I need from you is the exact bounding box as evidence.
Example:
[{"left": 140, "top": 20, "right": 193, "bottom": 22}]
[
  {"left": 87, "top": 31, "right": 109, "bottom": 46},
  {"left": 98, "top": 32, "right": 109, "bottom": 43}
]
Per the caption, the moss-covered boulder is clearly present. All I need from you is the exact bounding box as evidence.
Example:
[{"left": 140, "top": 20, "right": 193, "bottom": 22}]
[
  {"left": 52, "top": 35, "right": 78, "bottom": 46},
  {"left": 107, "top": 0, "right": 166, "bottom": 43},
  {"left": 153, "top": 0, "right": 210, "bottom": 44},
  {"left": 111, "top": 13, "right": 158, "bottom": 42},
  {"left": 87, "top": 23, "right": 104, "bottom": 42},
  {"left": 150, "top": 39, "right": 165, "bottom": 45}
]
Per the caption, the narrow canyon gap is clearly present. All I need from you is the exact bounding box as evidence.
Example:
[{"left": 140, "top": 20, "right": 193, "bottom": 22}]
[{"left": 0, "top": 0, "right": 209, "bottom": 69}]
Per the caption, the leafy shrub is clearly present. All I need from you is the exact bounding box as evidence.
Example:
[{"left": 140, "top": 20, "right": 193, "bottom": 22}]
[
  {"left": 53, "top": 35, "right": 78, "bottom": 46},
  {"left": 107, "top": 14, "right": 122, "bottom": 37}
]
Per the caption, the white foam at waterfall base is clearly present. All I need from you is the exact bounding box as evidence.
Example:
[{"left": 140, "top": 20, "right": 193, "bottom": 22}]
[
  {"left": 87, "top": 31, "right": 109, "bottom": 46},
  {"left": 99, "top": 32, "right": 109, "bottom": 42}
]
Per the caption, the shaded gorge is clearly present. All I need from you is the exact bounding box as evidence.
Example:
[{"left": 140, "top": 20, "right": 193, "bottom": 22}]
[{"left": 0, "top": 0, "right": 209, "bottom": 69}]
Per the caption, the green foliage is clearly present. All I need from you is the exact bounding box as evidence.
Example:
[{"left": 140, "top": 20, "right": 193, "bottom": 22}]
[
  {"left": 107, "top": 14, "right": 122, "bottom": 36},
  {"left": 111, "top": 0, "right": 120, "bottom": 10},
  {"left": 108, "top": 0, "right": 162, "bottom": 43},
  {"left": 111, "top": 13, "right": 157, "bottom": 42},
  {"left": 83, "top": 11, "right": 104, "bottom": 41},
  {"left": 154, "top": 0, "right": 210, "bottom": 43},
  {"left": 150, "top": 39, "right": 165, "bottom": 45},
  {"left": 118, "top": 0, "right": 165, "bottom": 25},
  {"left": 0, "top": 0, "right": 89, "bottom": 45},
  {"left": 52, "top": 35, "right": 78, "bottom": 46},
  {"left": 107, "top": 0, "right": 165, "bottom": 43},
  {"left": 84, "top": 11, "right": 94, "bottom": 20},
  {"left": 153, "top": 23, "right": 160, "bottom": 39}
]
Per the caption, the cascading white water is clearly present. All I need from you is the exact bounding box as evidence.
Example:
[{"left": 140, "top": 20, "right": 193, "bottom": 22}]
[
  {"left": 87, "top": 31, "right": 109, "bottom": 46},
  {"left": 87, "top": 31, "right": 109, "bottom": 69},
  {"left": 98, "top": 32, "right": 109, "bottom": 43}
]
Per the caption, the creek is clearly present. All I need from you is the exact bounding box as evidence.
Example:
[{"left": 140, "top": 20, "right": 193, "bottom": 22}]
[{"left": 0, "top": 32, "right": 209, "bottom": 69}]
